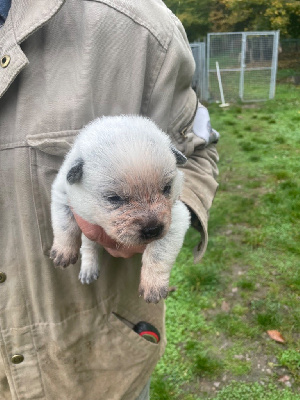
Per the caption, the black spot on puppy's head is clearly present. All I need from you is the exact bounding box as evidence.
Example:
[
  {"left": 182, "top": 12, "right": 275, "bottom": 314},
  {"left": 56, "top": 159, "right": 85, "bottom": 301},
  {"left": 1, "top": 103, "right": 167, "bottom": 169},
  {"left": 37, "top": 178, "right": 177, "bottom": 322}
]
[
  {"left": 67, "top": 158, "right": 84, "bottom": 184},
  {"left": 170, "top": 145, "right": 187, "bottom": 165}
]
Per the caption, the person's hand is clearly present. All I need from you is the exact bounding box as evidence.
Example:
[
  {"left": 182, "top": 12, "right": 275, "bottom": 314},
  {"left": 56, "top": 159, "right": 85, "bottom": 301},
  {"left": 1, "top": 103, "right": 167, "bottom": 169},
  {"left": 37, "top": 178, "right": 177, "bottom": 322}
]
[{"left": 73, "top": 212, "right": 146, "bottom": 258}]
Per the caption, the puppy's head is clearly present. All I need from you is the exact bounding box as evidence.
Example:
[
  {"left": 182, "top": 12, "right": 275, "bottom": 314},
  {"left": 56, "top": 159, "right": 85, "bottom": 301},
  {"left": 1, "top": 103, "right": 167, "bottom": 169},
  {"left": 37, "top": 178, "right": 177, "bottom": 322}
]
[{"left": 67, "top": 116, "right": 187, "bottom": 246}]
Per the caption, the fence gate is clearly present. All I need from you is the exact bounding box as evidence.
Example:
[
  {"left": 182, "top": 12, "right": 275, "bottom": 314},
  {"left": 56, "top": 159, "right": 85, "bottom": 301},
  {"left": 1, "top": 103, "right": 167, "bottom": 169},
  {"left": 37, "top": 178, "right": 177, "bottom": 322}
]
[{"left": 206, "top": 31, "right": 279, "bottom": 102}]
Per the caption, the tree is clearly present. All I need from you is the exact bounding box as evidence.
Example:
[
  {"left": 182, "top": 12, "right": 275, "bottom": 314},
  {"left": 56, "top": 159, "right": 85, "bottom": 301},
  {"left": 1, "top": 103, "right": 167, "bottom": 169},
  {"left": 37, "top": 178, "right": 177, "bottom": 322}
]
[
  {"left": 164, "top": 0, "right": 211, "bottom": 41},
  {"left": 164, "top": 0, "right": 300, "bottom": 39},
  {"left": 209, "top": 0, "right": 300, "bottom": 37}
]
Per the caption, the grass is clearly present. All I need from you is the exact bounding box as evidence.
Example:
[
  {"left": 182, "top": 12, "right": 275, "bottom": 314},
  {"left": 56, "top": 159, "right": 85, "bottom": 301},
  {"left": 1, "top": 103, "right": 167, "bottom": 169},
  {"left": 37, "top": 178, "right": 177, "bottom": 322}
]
[{"left": 150, "top": 71, "right": 300, "bottom": 399}]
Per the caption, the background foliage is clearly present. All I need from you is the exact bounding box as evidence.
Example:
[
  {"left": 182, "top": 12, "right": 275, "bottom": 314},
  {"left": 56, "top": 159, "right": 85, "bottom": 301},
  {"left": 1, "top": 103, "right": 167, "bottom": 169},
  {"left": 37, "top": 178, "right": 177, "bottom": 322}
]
[{"left": 164, "top": 0, "right": 300, "bottom": 41}]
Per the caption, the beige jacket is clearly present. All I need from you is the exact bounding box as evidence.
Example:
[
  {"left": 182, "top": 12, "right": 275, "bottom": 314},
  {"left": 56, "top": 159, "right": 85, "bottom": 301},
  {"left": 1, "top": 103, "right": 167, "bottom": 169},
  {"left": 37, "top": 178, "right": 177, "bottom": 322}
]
[{"left": 0, "top": 1, "right": 219, "bottom": 399}]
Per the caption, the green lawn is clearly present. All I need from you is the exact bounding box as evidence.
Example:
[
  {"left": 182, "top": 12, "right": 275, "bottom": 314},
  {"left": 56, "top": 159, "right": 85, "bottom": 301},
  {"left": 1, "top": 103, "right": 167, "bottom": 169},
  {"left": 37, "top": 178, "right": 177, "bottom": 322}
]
[{"left": 151, "top": 72, "right": 300, "bottom": 399}]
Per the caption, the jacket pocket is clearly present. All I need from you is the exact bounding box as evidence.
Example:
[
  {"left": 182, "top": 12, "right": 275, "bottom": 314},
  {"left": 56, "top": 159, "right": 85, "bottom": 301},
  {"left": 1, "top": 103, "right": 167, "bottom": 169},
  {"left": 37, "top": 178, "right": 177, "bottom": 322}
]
[
  {"left": 107, "top": 311, "right": 162, "bottom": 392},
  {"left": 35, "top": 308, "right": 164, "bottom": 400},
  {"left": 27, "top": 130, "right": 78, "bottom": 256}
]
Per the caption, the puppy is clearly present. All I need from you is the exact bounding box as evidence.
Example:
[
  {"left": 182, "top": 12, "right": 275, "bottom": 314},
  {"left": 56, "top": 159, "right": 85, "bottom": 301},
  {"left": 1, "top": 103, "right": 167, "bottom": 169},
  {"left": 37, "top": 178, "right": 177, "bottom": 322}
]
[{"left": 50, "top": 116, "right": 190, "bottom": 303}]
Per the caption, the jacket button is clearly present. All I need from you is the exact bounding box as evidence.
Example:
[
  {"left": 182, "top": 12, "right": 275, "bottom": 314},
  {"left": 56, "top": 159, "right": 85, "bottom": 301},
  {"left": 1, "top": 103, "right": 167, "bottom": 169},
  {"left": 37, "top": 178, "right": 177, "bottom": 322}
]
[
  {"left": 0, "top": 272, "right": 6, "bottom": 283},
  {"left": 1, "top": 55, "right": 10, "bottom": 68},
  {"left": 11, "top": 354, "right": 24, "bottom": 364}
]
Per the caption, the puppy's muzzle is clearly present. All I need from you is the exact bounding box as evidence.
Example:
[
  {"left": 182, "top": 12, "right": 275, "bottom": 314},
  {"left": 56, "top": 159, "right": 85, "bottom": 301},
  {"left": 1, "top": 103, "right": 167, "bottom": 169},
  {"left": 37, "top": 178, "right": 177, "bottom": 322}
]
[{"left": 141, "top": 223, "right": 164, "bottom": 240}]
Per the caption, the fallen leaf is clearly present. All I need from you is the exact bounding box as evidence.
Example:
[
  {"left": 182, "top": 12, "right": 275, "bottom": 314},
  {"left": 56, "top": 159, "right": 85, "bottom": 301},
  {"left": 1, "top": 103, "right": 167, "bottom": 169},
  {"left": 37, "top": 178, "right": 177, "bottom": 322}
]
[
  {"left": 268, "top": 362, "right": 275, "bottom": 368},
  {"left": 221, "top": 301, "right": 230, "bottom": 312},
  {"left": 278, "top": 375, "right": 290, "bottom": 383},
  {"left": 267, "top": 330, "right": 285, "bottom": 343}
]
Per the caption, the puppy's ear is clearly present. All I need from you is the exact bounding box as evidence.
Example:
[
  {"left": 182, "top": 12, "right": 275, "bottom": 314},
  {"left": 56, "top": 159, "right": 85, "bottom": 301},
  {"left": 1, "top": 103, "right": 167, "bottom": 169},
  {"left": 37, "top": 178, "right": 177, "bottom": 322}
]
[
  {"left": 67, "top": 158, "right": 84, "bottom": 184},
  {"left": 170, "top": 145, "right": 187, "bottom": 165}
]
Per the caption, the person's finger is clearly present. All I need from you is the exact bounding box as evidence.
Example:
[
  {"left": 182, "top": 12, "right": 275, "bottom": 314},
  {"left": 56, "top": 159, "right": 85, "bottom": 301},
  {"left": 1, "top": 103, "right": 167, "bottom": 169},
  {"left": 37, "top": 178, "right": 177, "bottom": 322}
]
[
  {"left": 73, "top": 212, "right": 146, "bottom": 256},
  {"left": 73, "top": 213, "right": 116, "bottom": 246}
]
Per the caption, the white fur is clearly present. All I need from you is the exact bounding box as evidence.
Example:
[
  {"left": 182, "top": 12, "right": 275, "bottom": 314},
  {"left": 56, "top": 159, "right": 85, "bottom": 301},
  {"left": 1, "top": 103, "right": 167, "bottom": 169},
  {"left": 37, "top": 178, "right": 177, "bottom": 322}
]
[{"left": 50, "top": 115, "right": 190, "bottom": 303}]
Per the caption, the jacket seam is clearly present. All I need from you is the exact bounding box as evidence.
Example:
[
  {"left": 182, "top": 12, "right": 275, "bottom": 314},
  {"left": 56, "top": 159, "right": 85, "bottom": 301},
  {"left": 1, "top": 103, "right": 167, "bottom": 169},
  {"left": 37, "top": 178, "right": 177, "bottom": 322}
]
[
  {"left": 0, "top": 329, "right": 20, "bottom": 400},
  {"left": 0, "top": 175, "right": 43, "bottom": 399},
  {"left": 145, "top": 24, "right": 176, "bottom": 116},
  {"left": 0, "top": 142, "right": 28, "bottom": 151},
  {"left": 0, "top": 177, "right": 20, "bottom": 398},
  {"left": 12, "top": 167, "right": 47, "bottom": 399},
  {"left": 0, "top": 301, "right": 114, "bottom": 333},
  {"left": 29, "top": 148, "right": 45, "bottom": 257},
  {"left": 144, "top": 46, "right": 167, "bottom": 116},
  {"left": 85, "top": 0, "right": 171, "bottom": 51}
]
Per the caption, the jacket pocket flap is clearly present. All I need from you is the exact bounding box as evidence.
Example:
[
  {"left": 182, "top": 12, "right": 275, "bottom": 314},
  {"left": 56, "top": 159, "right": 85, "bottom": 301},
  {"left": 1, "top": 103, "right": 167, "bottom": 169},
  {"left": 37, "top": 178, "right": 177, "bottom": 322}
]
[{"left": 26, "top": 130, "right": 78, "bottom": 157}]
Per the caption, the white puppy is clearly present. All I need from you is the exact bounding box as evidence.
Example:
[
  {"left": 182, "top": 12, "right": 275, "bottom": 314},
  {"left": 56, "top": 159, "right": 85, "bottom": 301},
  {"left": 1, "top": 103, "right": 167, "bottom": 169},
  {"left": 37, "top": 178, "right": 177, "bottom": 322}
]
[{"left": 50, "top": 116, "right": 190, "bottom": 303}]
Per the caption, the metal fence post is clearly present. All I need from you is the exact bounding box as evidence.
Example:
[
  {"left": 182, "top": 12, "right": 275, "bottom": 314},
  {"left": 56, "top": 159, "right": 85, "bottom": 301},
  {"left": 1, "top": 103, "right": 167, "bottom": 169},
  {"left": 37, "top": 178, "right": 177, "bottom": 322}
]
[
  {"left": 270, "top": 30, "right": 280, "bottom": 99},
  {"left": 197, "top": 43, "right": 202, "bottom": 100},
  {"left": 206, "top": 34, "right": 211, "bottom": 101},
  {"left": 200, "top": 43, "right": 206, "bottom": 102},
  {"left": 239, "top": 32, "right": 246, "bottom": 100}
]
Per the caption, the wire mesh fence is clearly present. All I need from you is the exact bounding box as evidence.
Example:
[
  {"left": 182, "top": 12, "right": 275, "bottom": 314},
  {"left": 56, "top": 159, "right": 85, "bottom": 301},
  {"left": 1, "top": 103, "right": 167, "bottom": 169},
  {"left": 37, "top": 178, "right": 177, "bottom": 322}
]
[
  {"left": 206, "top": 31, "right": 279, "bottom": 103},
  {"left": 278, "top": 38, "right": 300, "bottom": 71},
  {"left": 280, "top": 38, "right": 300, "bottom": 54},
  {"left": 190, "top": 32, "right": 280, "bottom": 103}
]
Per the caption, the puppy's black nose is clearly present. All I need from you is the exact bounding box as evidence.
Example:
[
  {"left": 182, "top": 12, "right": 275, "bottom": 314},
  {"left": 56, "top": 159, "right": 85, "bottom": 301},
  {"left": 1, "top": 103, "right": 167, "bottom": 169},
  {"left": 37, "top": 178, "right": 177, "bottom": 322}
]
[{"left": 141, "top": 224, "right": 164, "bottom": 240}]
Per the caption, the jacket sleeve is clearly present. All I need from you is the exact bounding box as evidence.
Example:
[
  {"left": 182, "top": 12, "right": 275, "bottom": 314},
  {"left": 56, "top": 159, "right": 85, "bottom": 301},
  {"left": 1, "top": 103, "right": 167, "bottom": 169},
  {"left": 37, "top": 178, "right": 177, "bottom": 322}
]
[{"left": 147, "top": 15, "right": 219, "bottom": 263}]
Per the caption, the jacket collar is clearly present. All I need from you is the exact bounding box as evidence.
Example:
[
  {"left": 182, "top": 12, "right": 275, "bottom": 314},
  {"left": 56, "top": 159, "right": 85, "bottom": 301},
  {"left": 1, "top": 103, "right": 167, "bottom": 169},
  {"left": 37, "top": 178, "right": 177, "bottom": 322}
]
[
  {"left": 9, "top": 0, "right": 66, "bottom": 44},
  {"left": 0, "top": 0, "right": 66, "bottom": 98}
]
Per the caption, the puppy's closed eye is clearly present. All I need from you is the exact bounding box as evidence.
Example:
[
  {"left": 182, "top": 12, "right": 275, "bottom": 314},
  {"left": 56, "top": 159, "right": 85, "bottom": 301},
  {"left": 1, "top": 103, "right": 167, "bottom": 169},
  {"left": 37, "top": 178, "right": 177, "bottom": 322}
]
[
  {"left": 106, "top": 194, "right": 127, "bottom": 207},
  {"left": 163, "top": 183, "right": 172, "bottom": 197},
  {"left": 107, "top": 194, "right": 122, "bottom": 202}
]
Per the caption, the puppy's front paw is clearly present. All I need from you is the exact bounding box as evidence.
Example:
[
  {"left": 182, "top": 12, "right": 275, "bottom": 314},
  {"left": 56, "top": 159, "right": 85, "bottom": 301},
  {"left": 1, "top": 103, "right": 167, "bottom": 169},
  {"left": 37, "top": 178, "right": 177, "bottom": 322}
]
[
  {"left": 139, "top": 264, "right": 170, "bottom": 303},
  {"left": 139, "top": 283, "right": 169, "bottom": 304},
  {"left": 50, "top": 246, "right": 79, "bottom": 268},
  {"left": 78, "top": 267, "right": 99, "bottom": 285}
]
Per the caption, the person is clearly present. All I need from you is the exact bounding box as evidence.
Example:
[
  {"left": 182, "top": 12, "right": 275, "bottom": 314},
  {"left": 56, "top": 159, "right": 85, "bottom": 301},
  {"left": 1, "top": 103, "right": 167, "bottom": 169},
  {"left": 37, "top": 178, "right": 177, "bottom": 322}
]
[{"left": 0, "top": 0, "right": 219, "bottom": 399}]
